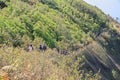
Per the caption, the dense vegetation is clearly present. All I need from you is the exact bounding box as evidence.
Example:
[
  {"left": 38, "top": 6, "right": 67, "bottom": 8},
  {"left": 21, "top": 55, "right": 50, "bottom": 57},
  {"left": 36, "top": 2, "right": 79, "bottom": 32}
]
[
  {"left": 0, "top": 0, "right": 120, "bottom": 80},
  {"left": 0, "top": 0, "right": 108, "bottom": 48}
]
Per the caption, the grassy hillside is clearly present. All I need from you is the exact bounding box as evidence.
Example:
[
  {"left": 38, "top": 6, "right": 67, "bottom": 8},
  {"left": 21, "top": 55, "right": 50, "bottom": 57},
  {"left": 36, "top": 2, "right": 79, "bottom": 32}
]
[
  {"left": 0, "top": 0, "right": 108, "bottom": 48},
  {"left": 0, "top": 0, "right": 120, "bottom": 80}
]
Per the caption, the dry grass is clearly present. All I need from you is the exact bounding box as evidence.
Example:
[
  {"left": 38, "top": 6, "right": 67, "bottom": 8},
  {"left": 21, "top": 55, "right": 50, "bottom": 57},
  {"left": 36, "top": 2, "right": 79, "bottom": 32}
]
[{"left": 0, "top": 46, "right": 101, "bottom": 80}]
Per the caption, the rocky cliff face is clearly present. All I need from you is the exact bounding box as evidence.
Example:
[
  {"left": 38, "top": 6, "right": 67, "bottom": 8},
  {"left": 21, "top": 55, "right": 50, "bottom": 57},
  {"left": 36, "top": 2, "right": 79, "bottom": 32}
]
[{"left": 83, "top": 23, "right": 120, "bottom": 80}]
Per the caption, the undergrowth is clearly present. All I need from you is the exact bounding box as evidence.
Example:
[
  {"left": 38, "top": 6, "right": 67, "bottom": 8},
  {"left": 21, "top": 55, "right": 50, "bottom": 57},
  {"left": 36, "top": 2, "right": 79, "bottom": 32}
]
[{"left": 0, "top": 46, "right": 101, "bottom": 80}]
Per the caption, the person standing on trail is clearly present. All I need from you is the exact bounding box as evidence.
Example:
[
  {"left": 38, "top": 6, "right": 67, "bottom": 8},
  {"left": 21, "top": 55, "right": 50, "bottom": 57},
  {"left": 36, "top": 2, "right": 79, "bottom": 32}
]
[
  {"left": 38, "top": 45, "right": 43, "bottom": 51},
  {"left": 43, "top": 44, "right": 47, "bottom": 51},
  {"left": 28, "top": 44, "right": 34, "bottom": 51}
]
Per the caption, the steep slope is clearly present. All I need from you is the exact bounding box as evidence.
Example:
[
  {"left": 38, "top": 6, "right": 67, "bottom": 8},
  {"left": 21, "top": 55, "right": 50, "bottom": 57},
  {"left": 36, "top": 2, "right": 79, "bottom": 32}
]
[
  {"left": 0, "top": 0, "right": 120, "bottom": 80},
  {"left": 83, "top": 22, "right": 120, "bottom": 80},
  {"left": 0, "top": 0, "right": 108, "bottom": 48}
]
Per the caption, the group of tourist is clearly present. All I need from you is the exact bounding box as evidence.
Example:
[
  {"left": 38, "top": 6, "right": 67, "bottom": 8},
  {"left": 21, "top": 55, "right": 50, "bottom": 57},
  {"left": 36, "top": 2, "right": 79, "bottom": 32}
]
[{"left": 27, "top": 44, "right": 47, "bottom": 52}]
